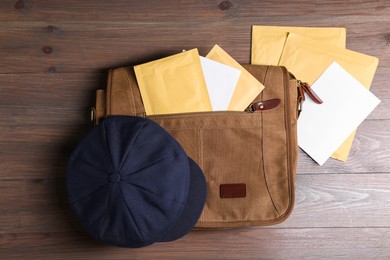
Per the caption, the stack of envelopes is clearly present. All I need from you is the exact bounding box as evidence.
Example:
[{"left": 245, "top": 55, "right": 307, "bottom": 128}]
[
  {"left": 134, "top": 45, "right": 264, "bottom": 115},
  {"left": 251, "top": 26, "right": 380, "bottom": 164},
  {"left": 133, "top": 26, "right": 380, "bottom": 166}
]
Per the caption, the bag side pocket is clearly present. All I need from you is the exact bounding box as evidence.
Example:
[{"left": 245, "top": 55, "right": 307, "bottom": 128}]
[{"left": 149, "top": 111, "right": 280, "bottom": 228}]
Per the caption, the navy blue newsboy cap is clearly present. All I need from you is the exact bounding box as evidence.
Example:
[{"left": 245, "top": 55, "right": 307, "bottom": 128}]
[{"left": 67, "top": 116, "right": 206, "bottom": 248}]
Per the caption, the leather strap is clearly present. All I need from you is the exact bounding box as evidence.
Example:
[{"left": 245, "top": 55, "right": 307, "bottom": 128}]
[{"left": 249, "top": 99, "right": 281, "bottom": 112}]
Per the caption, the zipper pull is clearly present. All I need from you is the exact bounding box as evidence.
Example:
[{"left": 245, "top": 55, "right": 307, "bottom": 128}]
[
  {"left": 297, "top": 81, "right": 305, "bottom": 117},
  {"left": 297, "top": 80, "right": 323, "bottom": 118},
  {"left": 298, "top": 80, "right": 323, "bottom": 104}
]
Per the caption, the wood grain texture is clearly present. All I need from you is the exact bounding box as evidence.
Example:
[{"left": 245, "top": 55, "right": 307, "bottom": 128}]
[
  {"left": 0, "top": 20, "right": 388, "bottom": 73},
  {"left": 0, "top": 1, "right": 389, "bottom": 73},
  {"left": 1, "top": 228, "right": 390, "bottom": 259},
  {"left": 1, "top": 0, "right": 389, "bottom": 22},
  {"left": 0, "top": 174, "right": 389, "bottom": 235},
  {"left": 297, "top": 120, "right": 390, "bottom": 173},
  {"left": 0, "top": 0, "right": 389, "bottom": 259}
]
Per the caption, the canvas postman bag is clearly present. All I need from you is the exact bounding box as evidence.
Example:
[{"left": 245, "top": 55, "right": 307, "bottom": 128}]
[{"left": 91, "top": 64, "right": 302, "bottom": 228}]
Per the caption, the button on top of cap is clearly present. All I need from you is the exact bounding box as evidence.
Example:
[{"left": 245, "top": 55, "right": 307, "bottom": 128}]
[{"left": 109, "top": 173, "right": 121, "bottom": 183}]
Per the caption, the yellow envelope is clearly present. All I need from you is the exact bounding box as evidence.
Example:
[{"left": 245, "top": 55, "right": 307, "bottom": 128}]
[
  {"left": 251, "top": 26, "right": 346, "bottom": 65},
  {"left": 206, "top": 44, "right": 264, "bottom": 111},
  {"left": 279, "top": 33, "right": 379, "bottom": 161},
  {"left": 134, "top": 48, "right": 212, "bottom": 115}
]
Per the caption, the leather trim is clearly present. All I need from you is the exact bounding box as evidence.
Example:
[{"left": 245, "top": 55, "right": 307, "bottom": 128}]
[
  {"left": 252, "top": 98, "right": 281, "bottom": 111},
  {"left": 301, "top": 82, "right": 323, "bottom": 104},
  {"left": 220, "top": 183, "right": 246, "bottom": 198}
]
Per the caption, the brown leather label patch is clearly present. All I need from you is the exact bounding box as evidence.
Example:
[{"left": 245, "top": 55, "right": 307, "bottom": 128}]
[{"left": 220, "top": 183, "right": 246, "bottom": 198}]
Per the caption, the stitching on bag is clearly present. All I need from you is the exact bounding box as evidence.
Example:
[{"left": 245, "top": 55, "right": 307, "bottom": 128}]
[
  {"left": 197, "top": 128, "right": 205, "bottom": 222},
  {"left": 151, "top": 114, "right": 279, "bottom": 130},
  {"left": 199, "top": 129, "right": 203, "bottom": 170},
  {"left": 195, "top": 129, "right": 199, "bottom": 166},
  {"left": 155, "top": 126, "right": 261, "bottom": 130},
  {"left": 260, "top": 66, "right": 281, "bottom": 216},
  {"left": 150, "top": 113, "right": 256, "bottom": 121},
  {"left": 123, "top": 67, "right": 137, "bottom": 115},
  {"left": 282, "top": 66, "right": 294, "bottom": 220},
  {"left": 108, "top": 69, "right": 113, "bottom": 115}
]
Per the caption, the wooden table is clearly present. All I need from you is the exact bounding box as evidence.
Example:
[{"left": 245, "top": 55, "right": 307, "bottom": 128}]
[{"left": 1, "top": 1, "right": 389, "bottom": 259}]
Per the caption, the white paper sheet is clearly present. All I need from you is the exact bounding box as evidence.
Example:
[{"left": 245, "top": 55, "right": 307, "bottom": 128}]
[
  {"left": 298, "top": 62, "right": 381, "bottom": 165},
  {"left": 200, "top": 56, "right": 241, "bottom": 111}
]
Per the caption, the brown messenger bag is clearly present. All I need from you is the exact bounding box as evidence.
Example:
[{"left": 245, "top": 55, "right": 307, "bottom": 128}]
[{"left": 92, "top": 64, "right": 301, "bottom": 228}]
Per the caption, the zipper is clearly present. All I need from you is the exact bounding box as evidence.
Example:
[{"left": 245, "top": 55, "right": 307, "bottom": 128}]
[
  {"left": 147, "top": 99, "right": 280, "bottom": 118},
  {"left": 147, "top": 109, "right": 251, "bottom": 119}
]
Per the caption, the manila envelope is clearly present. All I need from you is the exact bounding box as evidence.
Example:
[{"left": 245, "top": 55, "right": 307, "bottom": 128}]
[
  {"left": 206, "top": 44, "right": 264, "bottom": 111},
  {"left": 279, "top": 33, "right": 379, "bottom": 161},
  {"left": 134, "top": 48, "right": 212, "bottom": 115},
  {"left": 251, "top": 25, "right": 346, "bottom": 65}
]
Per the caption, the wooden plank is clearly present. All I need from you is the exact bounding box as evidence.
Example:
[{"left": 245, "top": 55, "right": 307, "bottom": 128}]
[
  {"left": 0, "top": 73, "right": 104, "bottom": 108},
  {"left": 367, "top": 98, "right": 390, "bottom": 120},
  {"left": 370, "top": 68, "right": 390, "bottom": 99},
  {"left": 1, "top": 228, "right": 389, "bottom": 259},
  {"left": 0, "top": 1, "right": 223, "bottom": 22},
  {"left": 0, "top": 16, "right": 388, "bottom": 73},
  {"left": 0, "top": 106, "right": 91, "bottom": 126},
  {"left": 1, "top": 0, "right": 389, "bottom": 22},
  {"left": 0, "top": 70, "right": 387, "bottom": 110},
  {"left": 0, "top": 124, "right": 90, "bottom": 179},
  {"left": 297, "top": 120, "right": 390, "bottom": 173},
  {"left": 0, "top": 1, "right": 389, "bottom": 258},
  {"left": 0, "top": 174, "right": 389, "bottom": 234},
  {"left": 281, "top": 174, "right": 390, "bottom": 228},
  {"left": 1, "top": 95, "right": 387, "bottom": 124}
]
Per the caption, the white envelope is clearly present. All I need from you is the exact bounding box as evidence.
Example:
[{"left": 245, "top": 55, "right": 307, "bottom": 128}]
[
  {"left": 200, "top": 56, "right": 241, "bottom": 111},
  {"left": 298, "top": 62, "right": 381, "bottom": 165}
]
